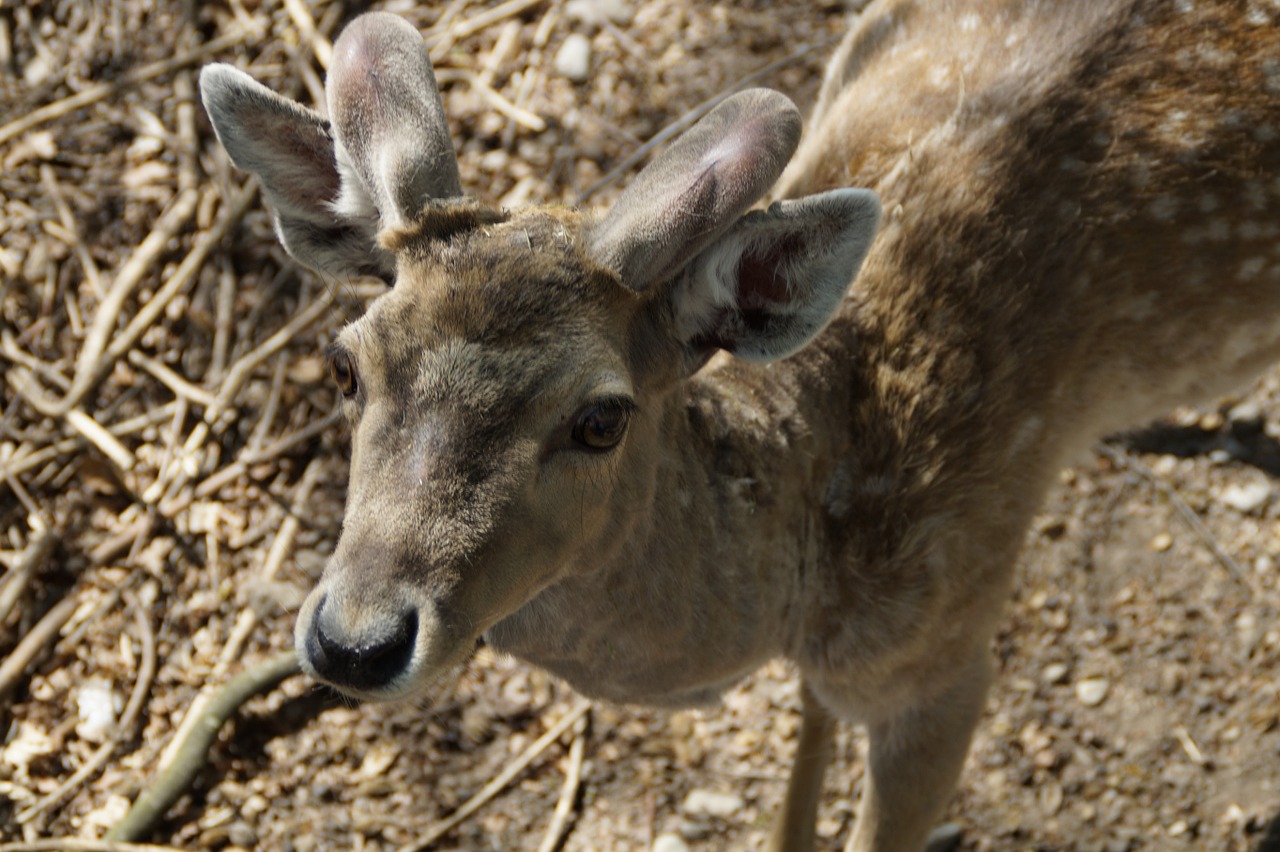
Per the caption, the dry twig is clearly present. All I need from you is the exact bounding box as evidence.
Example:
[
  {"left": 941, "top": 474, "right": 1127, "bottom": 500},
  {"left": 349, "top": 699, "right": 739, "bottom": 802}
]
[
  {"left": 106, "top": 651, "right": 302, "bottom": 843},
  {"left": 435, "top": 68, "right": 548, "bottom": 132},
  {"left": 0, "top": 593, "right": 80, "bottom": 705},
  {"left": 17, "top": 595, "right": 158, "bottom": 823},
  {"left": 1095, "top": 443, "right": 1256, "bottom": 597},
  {"left": 0, "top": 29, "right": 251, "bottom": 146},
  {"left": 0, "top": 528, "right": 56, "bottom": 627},
  {"left": 536, "top": 709, "right": 590, "bottom": 852},
  {"left": 402, "top": 699, "right": 592, "bottom": 852},
  {"left": 431, "top": 0, "right": 547, "bottom": 59},
  {"left": 283, "top": 0, "right": 333, "bottom": 69},
  {"left": 0, "top": 840, "right": 186, "bottom": 852},
  {"left": 578, "top": 37, "right": 840, "bottom": 202},
  {"left": 216, "top": 458, "right": 323, "bottom": 674}
]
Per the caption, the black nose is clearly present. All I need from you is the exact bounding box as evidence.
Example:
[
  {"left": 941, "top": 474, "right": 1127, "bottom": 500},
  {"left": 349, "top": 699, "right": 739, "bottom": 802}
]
[{"left": 305, "top": 595, "right": 419, "bottom": 693}]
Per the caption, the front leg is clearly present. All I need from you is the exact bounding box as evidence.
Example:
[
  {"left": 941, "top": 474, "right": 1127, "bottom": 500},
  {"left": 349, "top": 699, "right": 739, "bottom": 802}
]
[
  {"left": 843, "top": 646, "right": 992, "bottom": 852},
  {"left": 765, "top": 680, "right": 837, "bottom": 852}
]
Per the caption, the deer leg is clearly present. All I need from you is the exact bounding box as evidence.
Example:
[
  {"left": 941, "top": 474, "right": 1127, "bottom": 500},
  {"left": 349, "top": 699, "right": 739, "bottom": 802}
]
[
  {"left": 764, "top": 680, "right": 837, "bottom": 852},
  {"left": 843, "top": 646, "right": 992, "bottom": 852}
]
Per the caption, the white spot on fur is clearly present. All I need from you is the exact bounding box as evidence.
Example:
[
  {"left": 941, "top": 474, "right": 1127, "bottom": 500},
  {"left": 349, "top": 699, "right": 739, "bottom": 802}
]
[
  {"left": 1263, "top": 60, "right": 1280, "bottom": 95},
  {"left": 1240, "top": 257, "right": 1267, "bottom": 280},
  {"left": 1148, "top": 196, "right": 1177, "bottom": 222},
  {"left": 1119, "top": 292, "right": 1157, "bottom": 321},
  {"left": 1241, "top": 220, "right": 1280, "bottom": 240},
  {"left": 1243, "top": 184, "right": 1270, "bottom": 211},
  {"left": 1159, "top": 110, "right": 1190, "bottom": 141},
  {"left": 959, "top": 13, "right": 981, "bottom": 32},
  {"left": 1197, "top": 43, "right": 1236, "bottom": 69},
  {"left": 1008, "top": 416, "right": 1045, "bottom": 457},
  {"left": 1207, "top": 219, "right": 1231, "bottom": 242}
]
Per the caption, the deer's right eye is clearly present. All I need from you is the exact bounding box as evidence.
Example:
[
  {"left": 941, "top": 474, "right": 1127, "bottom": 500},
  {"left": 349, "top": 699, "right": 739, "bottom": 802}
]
[
  {"left": 571, "top": 398, "right": 634, "bottom": 452},
  {"left": 329, "top": 350, "right": 359, "bottom": 398}
]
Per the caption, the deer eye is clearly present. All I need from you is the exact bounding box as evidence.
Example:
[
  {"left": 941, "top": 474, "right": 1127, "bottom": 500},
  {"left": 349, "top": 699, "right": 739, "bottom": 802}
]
[
  {"left": 329, "top": 349, "right": 359, "bottom": 398},
  {"left": 571, "top": 399, "right": 634, "bottom": 452}
]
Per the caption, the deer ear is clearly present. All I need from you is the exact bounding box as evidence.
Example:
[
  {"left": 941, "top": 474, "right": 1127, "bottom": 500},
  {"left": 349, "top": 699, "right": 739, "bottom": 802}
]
[
  {"left": 589, "top": 89, "right": 802, "bottom": 291},
  {"left": 672, "top": 189, "right": 881, "bottom": 362},
  {"left": 325, "top": 12, "right": 462, "bottom": 226},
  {"left": 199, "top": 13, "right": 463, "bottom": 283},
  {"left": 200, "top": 63, "right": 392, "bottom": 281}
]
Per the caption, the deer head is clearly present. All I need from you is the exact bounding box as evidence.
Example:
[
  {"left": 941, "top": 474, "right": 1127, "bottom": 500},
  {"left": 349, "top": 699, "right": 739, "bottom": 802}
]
[{"left": 200, "top": 12, "right": 879, "bottom": 699}]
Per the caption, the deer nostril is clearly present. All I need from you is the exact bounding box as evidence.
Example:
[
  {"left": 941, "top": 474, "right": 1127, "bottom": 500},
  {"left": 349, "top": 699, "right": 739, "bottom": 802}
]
[{"left": 309, "top": 600, "right": 419, "bottom": 693}]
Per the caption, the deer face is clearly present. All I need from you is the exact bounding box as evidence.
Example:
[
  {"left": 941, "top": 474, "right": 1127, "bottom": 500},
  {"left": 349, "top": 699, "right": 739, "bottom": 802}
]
[
  {"left": 200, "top": 11, "right": 879, "bottom": 699},
  {"left": 299, "top": 210, "right": 665, "bottom": 697}
]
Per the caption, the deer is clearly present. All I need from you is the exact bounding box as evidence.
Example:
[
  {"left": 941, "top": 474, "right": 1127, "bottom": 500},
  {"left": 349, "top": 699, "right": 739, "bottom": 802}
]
[{"left": 198, "top": 1, "right": 1280, "bottom": 849}]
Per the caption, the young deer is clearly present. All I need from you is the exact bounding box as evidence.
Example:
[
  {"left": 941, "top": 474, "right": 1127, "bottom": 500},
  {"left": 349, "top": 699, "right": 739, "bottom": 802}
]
[{"left": 200, "top": 2, "right": 1280, "bottom": 849}]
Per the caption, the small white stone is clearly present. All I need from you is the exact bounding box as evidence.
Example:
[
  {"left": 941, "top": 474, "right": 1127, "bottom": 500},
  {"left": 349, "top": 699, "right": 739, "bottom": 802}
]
[
  {"left": 680, "top": 788, "right": 744, "bottom": 821},
  {"left": 76, "top": 678, "right": 120, "bottom": 743},
  {"left": 678, "top": 819, "right": 713, "bottom": 841},
  {"left": 652, "top": 834, "right": 691, "bottom": 852},
  {"left": 1075, "top": 677, "right": 1110, "bottom": 707},
  {"left": 1042, "top": 662, "right": 1070, "bottom": 685},
  {"left": 1220, "top": 480, "right": 1271, "bottom": 513},
  {"left": 554, "top": 34, "right": 592, "bottom": 83},
  {"left": 565, "top": 0, "right": 634, "bottom": 26}
]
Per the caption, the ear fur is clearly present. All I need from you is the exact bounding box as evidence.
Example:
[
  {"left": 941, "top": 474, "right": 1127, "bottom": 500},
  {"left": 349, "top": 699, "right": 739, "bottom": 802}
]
[
  {"left": 674, "top": 188, "right": 881, "bottom": 362},
  {"left": 589, "top": 89, "right": 802, "bottom": 292},
  {"left": 199, "top": 14, "right": 464, "bottom": 284},
  {"left": 326, "top": 12, "right": 462, "bottom": 226},
  {"left": 199, "top": 63, "right": 391, "bottom": 281}
]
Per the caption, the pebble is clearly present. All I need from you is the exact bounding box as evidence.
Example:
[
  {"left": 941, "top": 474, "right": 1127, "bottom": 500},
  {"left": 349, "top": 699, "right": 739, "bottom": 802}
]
[
  {"left": 1042, "top": 662, "right": 1071, "bottom": 685},
  {"left": 554, "top": 34, "right": 592, "bottom": 83},
  {"left": 680, "top": 788, "right": 744, "bottom": 820},
  {"left": 816, "top": 816, "right": 844, "bottom": 838},
  {"left": 1228, "top": 399, "right": 1264, "bottom": 427},
  {"left": 678, "top": 819, "right": 713, "bottom": 841},
  {"left": 565, "top": 0, "right": 635, "bottom": 26},
  {"left": 76, "top": 678, "right": 119, "bottom": 743},
  {"left": 1075, "top": 677, "right": 1110, "bottom": 707},
  {"left": 652, "top": 833, "right": 691, "bottom": 852},
  {"left": 1220, "top": 480, "right": 1271, "bottom": 513},
  {"left": 925, "top": 822, "right": 965, "bottom": 852}
]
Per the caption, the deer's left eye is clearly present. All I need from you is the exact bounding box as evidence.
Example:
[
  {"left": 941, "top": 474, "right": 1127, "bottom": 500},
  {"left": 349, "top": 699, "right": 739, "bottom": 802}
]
[
  {"left": 329, "top": 350, "right": 359, "bottom": 398},
  {"left": 571, "top": 399, "right": 633, "bottom": 452}
]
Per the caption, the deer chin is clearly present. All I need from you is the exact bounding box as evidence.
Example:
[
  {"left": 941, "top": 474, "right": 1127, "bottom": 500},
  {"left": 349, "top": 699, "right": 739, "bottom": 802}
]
[{"left": 293, "top": 583, "right": 479, "bottom": 703}]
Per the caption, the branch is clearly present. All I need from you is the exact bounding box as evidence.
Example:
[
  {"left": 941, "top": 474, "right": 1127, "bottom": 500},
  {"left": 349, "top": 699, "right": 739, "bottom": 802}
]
[{"left": 105, "top": 651, "right": 301, "bottom": 842}]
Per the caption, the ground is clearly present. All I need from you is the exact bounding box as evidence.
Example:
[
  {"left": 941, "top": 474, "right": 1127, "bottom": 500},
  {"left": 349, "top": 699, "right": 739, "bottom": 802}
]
[{"left": 1, "top": 1, "right": 1279, "bottom": 850}]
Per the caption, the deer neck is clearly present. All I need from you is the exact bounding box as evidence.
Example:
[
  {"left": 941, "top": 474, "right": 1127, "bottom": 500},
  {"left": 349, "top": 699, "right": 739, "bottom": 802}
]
[{"left": 485, "top": 352, "right": 856, "bottom": 706}]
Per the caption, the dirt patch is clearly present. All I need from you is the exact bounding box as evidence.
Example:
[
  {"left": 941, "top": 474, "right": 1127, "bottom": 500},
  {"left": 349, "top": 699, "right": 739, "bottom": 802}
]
[{"left": 1, "top": 1, "right": 1278, "bottom": 850}]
